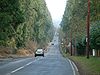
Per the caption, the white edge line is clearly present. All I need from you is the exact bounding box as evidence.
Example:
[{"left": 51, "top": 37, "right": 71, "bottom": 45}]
[
  {"left": 72, "top": 61, "right": 78, "bottom": 71},
  {"left": 68, "top": 59, "right": 76, "bottom": 75}
]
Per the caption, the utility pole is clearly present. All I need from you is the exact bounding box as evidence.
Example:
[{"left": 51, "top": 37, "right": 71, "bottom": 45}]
[
  {"left": 70, "top": 31, "right": 72, "bottom": 56},
  {"left": 86, "top": 0, "right": 90, "bottom": 59},
  {"left": 74, "top": 38, "right": 76, "bottom": 56}
]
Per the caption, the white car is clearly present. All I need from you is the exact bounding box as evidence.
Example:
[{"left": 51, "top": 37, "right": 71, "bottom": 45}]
[{"left": 35, "top": 49, "right": 44, "bottom": 57}]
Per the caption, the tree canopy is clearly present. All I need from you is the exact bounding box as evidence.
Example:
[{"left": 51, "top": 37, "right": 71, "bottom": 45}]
[
  {"left": 60, "top": 0, "right": 100, "bottom": 54},
  {"left": 0, "top": 0, "right": 54, "bottom": 49}
]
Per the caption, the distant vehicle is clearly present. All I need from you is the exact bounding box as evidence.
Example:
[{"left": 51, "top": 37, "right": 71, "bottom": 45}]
[
  {"left": 51, "top": 43, "right": 54, "bottom": 45},
  {"left": 35, "top": 49, "right": 44, "bottom": 57}
]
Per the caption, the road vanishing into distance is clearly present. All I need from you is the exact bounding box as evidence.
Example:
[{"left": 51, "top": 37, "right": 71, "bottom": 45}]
[{"left": 0, "top": 36, "right": 77, "bottom": 75}]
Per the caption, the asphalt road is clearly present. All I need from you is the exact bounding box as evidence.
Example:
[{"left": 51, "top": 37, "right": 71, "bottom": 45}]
[{"left": 0, "top": 36, "right": 75, "bottom": 75}]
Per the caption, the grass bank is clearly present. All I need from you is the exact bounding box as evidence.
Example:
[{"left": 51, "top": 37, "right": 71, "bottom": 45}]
[
  {"left": 68, "top": 55, "right": 100, "bottom": 75},
  {"left": 60, "top": 48, "right": 100, "bottom": 75}
]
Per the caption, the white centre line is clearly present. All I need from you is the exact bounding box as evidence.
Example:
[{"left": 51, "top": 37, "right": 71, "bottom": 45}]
[
  {"left": 11, "top": 61, "right": 34, "bottom": 74},
  {"left": 26, "top": 62, "right": 33, "bottom": 66},
  {"left": 11, "top": 66, "right": 24, "bottom": 73},
  {"left": 10, "top": 58, "right": 41, "bottom": 74}
]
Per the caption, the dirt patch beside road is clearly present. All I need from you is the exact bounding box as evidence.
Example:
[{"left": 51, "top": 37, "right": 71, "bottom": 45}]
[
  {"left": 0, "top": 47, "right": 12, "bottom": 58},
  {"left": 0, "top": 47, "right": 34, "bottom": 59}
]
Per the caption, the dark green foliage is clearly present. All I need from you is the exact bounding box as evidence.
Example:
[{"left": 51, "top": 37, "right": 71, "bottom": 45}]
[
  {"left": 0, "top": 12, "right": 12, "bottom": 29},
  {"left": 0, "top": 0, "right": 24, "bottom": 28},
  {"left": 60, "top": 0, "right": 100, "bottom": 55},
  {"left": 91, "top": 0, "right": 100, "bottom": 21},
  {"left": 90, "top": 21, "right": 100, "bottom": 50},
  {"left": 76, "top": 42, "right": 86, "bottom": 55},
  {"left": 0, "top": 0, "right": 54, "bottom": 50},
  {"left": 0, "top": 32, "right": 7, "bottom": 40}
]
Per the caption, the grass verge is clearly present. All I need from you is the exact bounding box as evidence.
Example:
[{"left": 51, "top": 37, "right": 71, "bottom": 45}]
[{"left": 60, "top": 48, "right": 100, "bottom": 75}]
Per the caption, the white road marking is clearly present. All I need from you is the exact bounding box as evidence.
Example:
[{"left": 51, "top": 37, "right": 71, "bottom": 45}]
[
  {"left": 72, "top": 61, "right": 78, "bottom": 72},
  {"left": 67, "top": 59, "right": 76, "bottom": 75},
  {"left": 10, "top": 58, "right": 41, "bottom": 74},
  {"left": 26, "top": 62, "right": 33, "bottom": 66},
  {"left": 11, "top": 66, "right": 24, "bottom": 73}
]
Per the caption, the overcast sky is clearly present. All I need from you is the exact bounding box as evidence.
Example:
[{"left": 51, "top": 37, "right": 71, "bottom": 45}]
[{"left": 45, "top": 0, "right": 67, "bottom": 28}]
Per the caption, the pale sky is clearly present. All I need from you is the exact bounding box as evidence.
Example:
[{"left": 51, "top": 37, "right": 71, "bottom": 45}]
[{"left": 45, "top": 0, "right": 67, "bottom": 28}]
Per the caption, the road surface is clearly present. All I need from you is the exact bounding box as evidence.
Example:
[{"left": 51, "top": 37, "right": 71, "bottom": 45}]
[{"left": 0, "top": 36, "right": 76, "bottom": 75}]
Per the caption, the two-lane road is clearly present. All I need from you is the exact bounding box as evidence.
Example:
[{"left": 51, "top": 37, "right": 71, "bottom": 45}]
[{"left": 0, "top": 36, "right": 75, "bottom": 75}]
